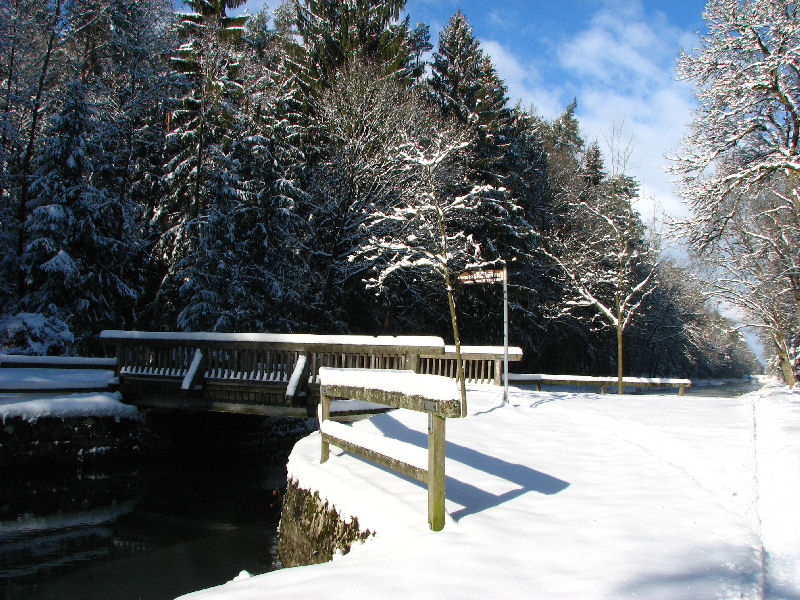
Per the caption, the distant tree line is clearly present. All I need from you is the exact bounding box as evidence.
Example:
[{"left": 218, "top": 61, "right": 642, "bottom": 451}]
[{"left": 0, "top": 0, "right": 759, "bottom": 379}]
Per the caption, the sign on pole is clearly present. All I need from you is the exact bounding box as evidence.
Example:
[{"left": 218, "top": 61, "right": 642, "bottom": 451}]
[
  {"left": 457, "top": 268, "right": 505, "bottom": 285},
  {"left": 457, "top": 266, "right": 510, "bottom": 404}
]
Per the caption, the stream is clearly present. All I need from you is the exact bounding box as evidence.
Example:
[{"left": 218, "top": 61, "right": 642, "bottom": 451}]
[{"left": 0, "top": 452, "right": 288, "bottom": 600}]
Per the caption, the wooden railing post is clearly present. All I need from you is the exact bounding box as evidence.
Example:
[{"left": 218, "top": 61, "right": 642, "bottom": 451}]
[
  {"left": 494, "top": 358, "right": 502, "bottom": 386},
  {"left": 428, "top": 412, "right": 446, "bottom": 531},
  {"left": 320, "top": 393, "right": 331, "bottom": 463},
  {"left": 114, "top": 343, "right": 123, "bottom": 378}
]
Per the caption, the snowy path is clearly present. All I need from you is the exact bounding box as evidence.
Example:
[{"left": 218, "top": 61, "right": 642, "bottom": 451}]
[{"left": 180, "top": 382, "right": 800, "bottom": 600}]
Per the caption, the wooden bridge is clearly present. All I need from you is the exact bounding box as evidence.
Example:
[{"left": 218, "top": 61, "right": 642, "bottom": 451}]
[{"left": 99, "top": 331, "right": 522, "bottom": 417}]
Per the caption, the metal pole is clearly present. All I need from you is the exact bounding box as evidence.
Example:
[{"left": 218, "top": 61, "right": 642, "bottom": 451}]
[{"left": 503, "top": 265, "right": 509, "bottom": 404}]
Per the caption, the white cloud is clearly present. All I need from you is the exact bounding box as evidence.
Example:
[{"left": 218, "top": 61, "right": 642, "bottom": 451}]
[
  {"left": 481, "top": 40, "right": 563, "bottom": 120},
  {"left": 480, "top": 2, "right": 699, "bottom": 226}
]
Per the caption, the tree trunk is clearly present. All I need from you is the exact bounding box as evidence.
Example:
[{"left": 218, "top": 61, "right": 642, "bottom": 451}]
[
  {"left": 444, "top": 269, "right": 467, "bottom": 417},
  {"left": 617, "top": 322, "right": 624, "bottom": 395},
  {"left": 430, "top": 167, "right": 466, "bottom": 416},
  {"left": 16, "top": 0, "right": 62, "bottom": 293},
  {"left": 615, "top": 288, "right": 624, "bottom": 395},
  {"left": 772, "top": 330, "right": 797, "bottom": 388}
]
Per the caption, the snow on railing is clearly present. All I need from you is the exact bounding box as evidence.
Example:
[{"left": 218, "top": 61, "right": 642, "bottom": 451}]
[{"left": 508, "top": 373, "right": 692, "bottom": 395}]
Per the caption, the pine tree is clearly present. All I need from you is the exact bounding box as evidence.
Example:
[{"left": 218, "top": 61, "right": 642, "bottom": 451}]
[
  {"left": 19, "top": 82, "right": 140, "bottom": 352},
  {"left": 289, "top": 0, "right": 421, "bottom": 89},
  {"left": 154, "top": 0, "right": 248, "bottom": 323},
  {"left": 427, "top": 11, "right": 540, "bottom": 348},
  {"left": 176, "top": 6, "right": 308, "bottom": 332}
]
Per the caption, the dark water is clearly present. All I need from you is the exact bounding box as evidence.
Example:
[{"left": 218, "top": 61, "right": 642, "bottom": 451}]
[{"left": 0, "top": 456, "right": 287, "bottom": 600}]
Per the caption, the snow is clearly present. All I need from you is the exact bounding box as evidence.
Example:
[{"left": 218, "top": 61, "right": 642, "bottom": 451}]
[
  {"left": 0, "top": 354, "right": 116, "bottom": 368},
  {"left": 0, "top": 391, "right": 140, "bottom": 423},
  {"left": 319, "top": 367, "right": 460, "bottom": 401},
  {"left": 99, "top": 330, "right": 445, "bottom": 351},
  {"left": 0, "top": 368, "right": 116, "bottom": 391},
  {"left": 509, "top": 373, "right": 692, "bottom": 385},
  {"left": 179, "top": 380, "right": 800, "bottom": 600}
]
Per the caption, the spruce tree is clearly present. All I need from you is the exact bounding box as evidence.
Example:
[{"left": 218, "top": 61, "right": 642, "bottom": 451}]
[
  {"left": 176, "top": 6, "right": 308, "bottom": 332},
  {"left": 290, "top": 0, "right": 422, "bottom": 89},
  {"left": 19, "top": 82, "right": 140, "bottom": 352},
  {"left": 154, "top": 0, "right": 248, "bottom": 324}
]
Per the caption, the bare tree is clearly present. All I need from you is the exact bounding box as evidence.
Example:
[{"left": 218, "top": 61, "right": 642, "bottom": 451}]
[
  {"left": 353, "top": 103, "right": 504, "bottom": 416},
  {"left": 544, "top": 134, "right": 658, "bottom": 393},
  {"left": 671, "top": 0, "right": 800, "bottom": 382}
]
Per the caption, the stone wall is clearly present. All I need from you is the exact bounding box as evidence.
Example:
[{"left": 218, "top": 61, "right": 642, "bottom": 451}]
[
  {"left": 278, "top": 478, "right": 373, "bottom": 567},
  {"left": 0, "top": 416, "right": 153, "bottom": 470}
]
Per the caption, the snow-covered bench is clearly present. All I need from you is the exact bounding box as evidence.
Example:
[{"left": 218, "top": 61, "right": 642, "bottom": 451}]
[
  {"left": 318, "top": 367, "right": 462, "bottom": 531},
  {"left": 508, "top": 373, "right": 692, "bottom": 395}
]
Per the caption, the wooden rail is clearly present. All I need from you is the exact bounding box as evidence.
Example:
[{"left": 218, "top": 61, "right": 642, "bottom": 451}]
[
  {"left": 419, "top": 345, "right": 523, "bottom": 385},
  {"left": 0, "top": 354, "right": 118, "bottom": 393},
  {"left": 319, "top": 367, "right": 461, "bottom": 531},
  {"left": 509, "top": 373, "right": 692, "bottom": 395},
  {"left": 99, "top": 331, "right": 522, "bottom": 416},
  {"left": 0, "top": 354, "right": 117, "bottom": 370}
]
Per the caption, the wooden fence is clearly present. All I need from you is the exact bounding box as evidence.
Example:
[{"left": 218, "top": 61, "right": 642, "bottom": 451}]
[
  {"left": 319, "top": 367, "right": 462, "bottom": 530},
  {"left": 100, "top": 331, "right": 522, "bottom": 416}
]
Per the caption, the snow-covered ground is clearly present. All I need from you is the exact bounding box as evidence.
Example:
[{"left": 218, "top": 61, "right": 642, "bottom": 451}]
[
  {"left": 0, "top": 391, "right": 140, "bottom": 422},
  {"left": 180, "top": 381, "right": 800, "bottom": 600}
]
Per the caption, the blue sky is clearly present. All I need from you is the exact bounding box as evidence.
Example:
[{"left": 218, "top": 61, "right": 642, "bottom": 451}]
[{"left": 232, "top": 0, "right": 710, "bottom": 224}]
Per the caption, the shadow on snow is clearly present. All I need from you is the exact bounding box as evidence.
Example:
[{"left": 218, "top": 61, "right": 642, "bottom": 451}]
[{"left": 366, "top": 416, "right": 570, "bottom": 521}]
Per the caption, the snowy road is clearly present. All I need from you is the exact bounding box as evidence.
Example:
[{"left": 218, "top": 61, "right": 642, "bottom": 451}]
[{"left": 181, "top": 382, "right": 800, "bottom": 600}]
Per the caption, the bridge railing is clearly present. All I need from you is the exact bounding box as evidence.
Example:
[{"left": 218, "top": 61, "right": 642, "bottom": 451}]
[
  {"left": 419, "top": 345, "right": 524, "bottom": 385},
  {"left": 99, "top": 331, "right": 522, "bottom": 416}
]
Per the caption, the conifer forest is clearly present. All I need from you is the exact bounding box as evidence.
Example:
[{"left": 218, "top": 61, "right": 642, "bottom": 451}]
[{"left": 1, "top": 0, "right": 779, "bottom": 380}]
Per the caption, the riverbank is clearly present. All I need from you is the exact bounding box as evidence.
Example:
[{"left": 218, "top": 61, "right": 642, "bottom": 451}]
[
  {"left": 181, "top": 381, "right": 800, "bottom": 600},
  {"left": 0, "top": 390, "right": 312, "bottom": 600},
  {"left": 0, "top": 392, "right": 148, "bottom": 470}
]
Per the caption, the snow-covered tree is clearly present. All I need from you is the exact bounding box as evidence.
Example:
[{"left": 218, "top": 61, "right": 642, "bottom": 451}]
[
  {"left": 173, "top": 7, "right": 307, "bottom": 332},
  {"left": 1, "top": 0, "right": 73, "bottom": 299},
  {"left": 543, "top": 139, "right": 658, "bottom": 392},
  {"left": 672, "top": 0, "right": 800, "bottom": 380},
  {"left": 633, "top": 260, "right": 760, "bottom": 379},
  {"left": 428, "top": 9, "right": 512, "bottom": 184},
  {"left": 687, "top": 181, "right": 798, "bottom": 384},
  {"left": 289, "top": 0, "right": 424, "bottom": 89},
  {"left": 18, "top": 82, "right": 141, "bottom": 352},
  {"left": 296, "top": 59, "right": 417, "bottom": 330},
  {"left": 153, "top": 0, "right": 248, "bottom": 321},
  {"left": 353, "top": 105, "right": 502, "bottom": 414}
]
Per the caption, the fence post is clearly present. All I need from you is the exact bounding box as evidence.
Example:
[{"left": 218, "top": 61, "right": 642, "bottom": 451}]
[
  {"left": 320, "top": 393, "right": 330, "bottom": 463},
  {"left": 428, "top": 413, "right": 446, "bottom": 531},
  {"left": 406, "top": 352, "right": 420, "bottom": 373},
  {"left": 494, "top": 359, "right": 502, "bottom": 386}
]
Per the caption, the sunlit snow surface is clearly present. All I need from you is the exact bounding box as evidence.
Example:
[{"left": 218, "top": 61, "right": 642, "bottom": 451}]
[
  {"left": 180, "top": 382, "right": 800, "bottom": 600},
  {"left": 0, "top": 391, "right": 139, "bottom": 422}
]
